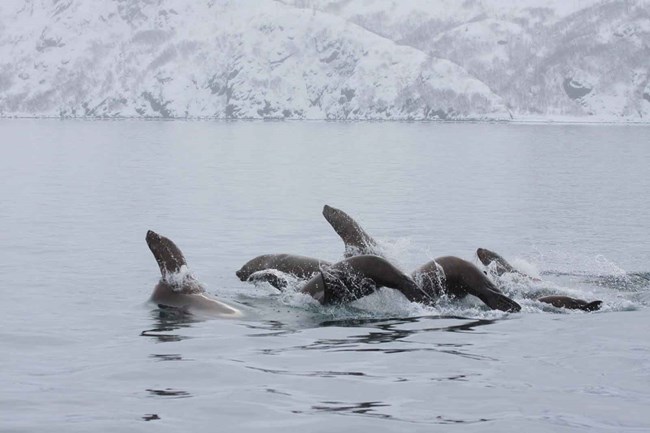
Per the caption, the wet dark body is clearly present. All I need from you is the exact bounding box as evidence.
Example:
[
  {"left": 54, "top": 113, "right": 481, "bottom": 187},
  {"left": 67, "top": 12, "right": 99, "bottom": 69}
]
[
  {"left": 236, "top": 254, "right": 331, "bottom": 289},
  {"left": 477, "top": 247, "right": 602, "bottom": 311},
  {"left": 300, "top": 255, "right": 435, "bottom": 305},
  {"left": 413, "top": 257, "right": 522, "bottom": 312},
  {"left": 537, "top": 296, "right": 602, "bottom": 311},
  {"left": 146, "top": 230, "right": 241, "bottom": 317}
]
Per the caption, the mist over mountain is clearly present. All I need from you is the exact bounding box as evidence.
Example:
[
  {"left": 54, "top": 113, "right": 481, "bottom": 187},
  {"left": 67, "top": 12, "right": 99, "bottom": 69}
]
[{"left": 1, "top": 0, "right": 648, "bottom": 121}]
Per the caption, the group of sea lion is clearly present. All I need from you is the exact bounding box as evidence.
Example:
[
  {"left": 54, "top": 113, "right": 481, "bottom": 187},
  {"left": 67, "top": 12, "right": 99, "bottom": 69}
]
[{"left": 145, "top": 205, "right": 602, "bottom": 317}]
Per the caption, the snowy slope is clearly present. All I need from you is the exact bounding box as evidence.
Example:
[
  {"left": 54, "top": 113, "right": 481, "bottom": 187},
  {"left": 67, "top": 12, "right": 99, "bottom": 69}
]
[
  {"left": 0, "top": 0, "right": 648, "bottom": 121},
  {"left": 289, "top": 0, "right": 650, "bottom": 121},
  {"left": 0, "top": 0, "right": 506, "bottom": 119}
]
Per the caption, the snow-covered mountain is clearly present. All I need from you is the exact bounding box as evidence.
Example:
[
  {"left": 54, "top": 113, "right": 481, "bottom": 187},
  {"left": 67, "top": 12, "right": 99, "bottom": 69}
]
[{"left": 0, "top": 0, "right": 648, "bottom": 121}]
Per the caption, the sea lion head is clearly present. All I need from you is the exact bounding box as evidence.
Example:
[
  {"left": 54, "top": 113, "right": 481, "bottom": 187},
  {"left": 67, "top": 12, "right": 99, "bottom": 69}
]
[{"left": 476, "top": 248, "right": 500, "bottom": 267}]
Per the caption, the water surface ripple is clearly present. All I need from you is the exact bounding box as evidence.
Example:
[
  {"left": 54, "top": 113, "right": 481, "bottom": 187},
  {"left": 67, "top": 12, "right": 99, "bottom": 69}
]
[{"left": 1, "top": 120, "right": 649, "bottom": 432}]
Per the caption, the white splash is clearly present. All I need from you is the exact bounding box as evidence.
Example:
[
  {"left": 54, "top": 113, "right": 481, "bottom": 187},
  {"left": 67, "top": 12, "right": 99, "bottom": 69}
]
[{"left": 162, "top": 265, "right": 204, "bottom": 293}]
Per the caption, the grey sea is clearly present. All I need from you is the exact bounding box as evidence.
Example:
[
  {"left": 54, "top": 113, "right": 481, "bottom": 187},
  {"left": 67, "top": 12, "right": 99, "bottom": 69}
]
[{"left": 1, "top": 120, "right": 649, "bottom": 432}]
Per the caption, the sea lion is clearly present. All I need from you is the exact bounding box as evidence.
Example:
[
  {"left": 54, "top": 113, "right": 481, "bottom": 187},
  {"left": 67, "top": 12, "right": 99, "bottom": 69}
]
[
  {"left": 413, "top": 257, "right": 522, "bottom": 312},
  {"left": 322, "top": 204, "right": 381, "bottom": 257},
  {"left": 477, "top": 247, "right": 602, "bottom": 311},
  {"left": 538, "top": 296, "right": 602, "bottom": 311},
  {"left": 236, "top": 254, "right": 330, "bottom": 289},
  {"left": 146, "top": 230, "right": 241, "bottom": 317},
  {"left": 300, "top": 255, "right": 435, "bottom": 305},
  {"left": 476, "top": 247, "right": 541, "bottom": 281}
]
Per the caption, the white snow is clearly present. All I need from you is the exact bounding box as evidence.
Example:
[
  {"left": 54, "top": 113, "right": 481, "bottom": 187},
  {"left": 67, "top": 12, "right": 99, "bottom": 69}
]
[{"left": 0, "top": 0, "right": 648, "bottom": 121}]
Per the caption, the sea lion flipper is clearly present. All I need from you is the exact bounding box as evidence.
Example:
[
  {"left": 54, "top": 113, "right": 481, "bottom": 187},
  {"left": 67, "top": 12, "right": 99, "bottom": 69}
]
[
  {"left": 146, "top": 230, "right": 188, "bottom": 276},
  {"left": 322, "top": 205, "right": 379, "bottom": 257},
  {"left": 247, "top": 270, "right": 289, "bottom": 290},
  {"left": 475, "top": 288, "right": 521, "bottom": 312}
]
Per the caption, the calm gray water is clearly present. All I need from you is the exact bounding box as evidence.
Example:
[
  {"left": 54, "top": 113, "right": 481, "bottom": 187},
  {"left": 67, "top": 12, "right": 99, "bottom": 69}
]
[{"left": 1, "top": 120, "right": 649, "bottom": 432}]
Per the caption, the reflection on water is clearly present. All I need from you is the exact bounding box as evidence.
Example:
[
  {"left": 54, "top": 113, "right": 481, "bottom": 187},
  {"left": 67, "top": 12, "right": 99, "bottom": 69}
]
[
  {"left": 297, "top": 400, "right": 492, "bottom": 425},
  {"left": 309, "top": 401, "right": 391, "bottom": 420},
  {"left": 247, "top": 365, "right": 369, "bottom": 378},
  {"left": 432, "top": 416, "right": 491, "bottom": 425},
  {"left": 265, "top": 388, "right": 292, "bottom": 397},
  {"left": 331, "top": 345, "right": 496, "bottom": 360},
  {"left": 310, "top": 317, "right": 496, "bottom": 359},
  {"left": 250, "top": 365, "right": 481, "bottom": 384},
  {"left": 319, "top": 315, "right": 497, "bottom": 334},
  {"left": 429, "top": 373, "right": 477, "bottom": 382},
  {"left": 245, "top": 315, "right": 497, "bottom": 338},
  {"left": 541, "top": 271, "right": 650, "bottom": 292},
  {"left": 146, "top": 388, "right": 192, "bottom": 398},
  {"left": 139, "top": 309, "right": 200, "bottom": 342},
  {"left": 244, "top": 320, "right": 299, "bottom": 338},
  {"left": 149, "top": 353, "right": 188, "bottom": 362},
  {"left": 248, "top": 316, "right": 499, "bottom": 360}
]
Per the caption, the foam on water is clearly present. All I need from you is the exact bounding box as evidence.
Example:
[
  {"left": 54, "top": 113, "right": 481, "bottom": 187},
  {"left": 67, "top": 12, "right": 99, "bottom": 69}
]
[
  {"left": 509, "top": 257, "right": 542, "bottom": 279},
  {"left": 535, "top": 249, "right": 634, "bottom": 279},
  {"left": 485, "top": 252, "right": 648, "bottom": 313},
  {"left": 249, "top": 272, "right": 509, "bottom": 321},
  {"left": 373, "top": 236, "right": 414, "bottom": 269},
  {"left": 274, "top": 286, "right": 511, "bottom": 322}
]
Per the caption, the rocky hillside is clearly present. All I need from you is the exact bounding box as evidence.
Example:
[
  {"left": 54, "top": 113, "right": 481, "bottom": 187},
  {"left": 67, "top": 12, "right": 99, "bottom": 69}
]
[{"left": 0, "top": 0, "right": 648, "bottom": 121}]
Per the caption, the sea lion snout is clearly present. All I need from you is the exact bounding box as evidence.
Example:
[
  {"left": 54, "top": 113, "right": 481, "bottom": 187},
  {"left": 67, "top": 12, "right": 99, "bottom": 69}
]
[
  {"left": 235, "top": 268, "right": 246, "bottom": 280},
  {"left": 322, "top": 204, "right": 336, "bottom": 219},
  {"left": 476, "top": 248, "right": 490, "bottom": 262},
  {"left": 146, "top": 229, "right": 161, "bottom": 244},
  {"left": 146, "top": 230, "right": 162, "bottom": 254}
]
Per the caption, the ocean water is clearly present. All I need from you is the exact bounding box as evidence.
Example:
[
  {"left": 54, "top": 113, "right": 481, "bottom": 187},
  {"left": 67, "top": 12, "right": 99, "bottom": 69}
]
[{"left": 0, "top": 119, "right": 649, "bottom": 432}]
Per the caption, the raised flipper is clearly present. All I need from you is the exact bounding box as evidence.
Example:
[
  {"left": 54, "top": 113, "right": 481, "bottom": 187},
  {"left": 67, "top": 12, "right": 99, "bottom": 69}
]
[
  {"left": 247, "top": 270, "right": 289, "bottom": 290},
  {"left": 146, "top": 230, "right": 203, "bottom": 294},
  {"left": 146, "top": 230, "right": 188, "bottom": 277},
  {"left": 538, "top": 296, "right": 602, "bottom": 311},
  {"left": 322, "top": 205, "right": 381, "bottom": 257}
]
